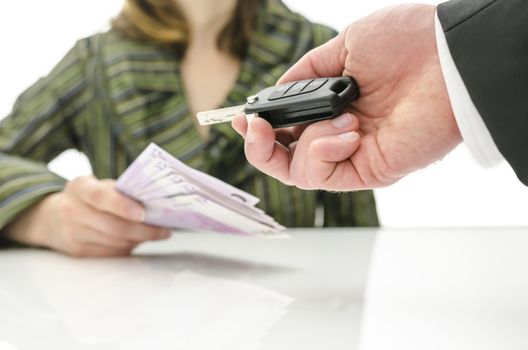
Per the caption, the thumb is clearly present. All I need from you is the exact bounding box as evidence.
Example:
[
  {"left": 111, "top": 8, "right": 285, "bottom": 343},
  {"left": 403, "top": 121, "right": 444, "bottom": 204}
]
[
  {"left": 305, "top": 132, "right": 361, "bottom": 190},
  {"left": 278, "top": 31, "right": 347, "bottom": 84}
]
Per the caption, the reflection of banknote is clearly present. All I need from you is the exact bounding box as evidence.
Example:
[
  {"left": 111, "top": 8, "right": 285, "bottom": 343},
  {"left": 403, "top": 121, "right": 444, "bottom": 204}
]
[{"left": 116, "top": 143, "right": 286, "bottom": 238}]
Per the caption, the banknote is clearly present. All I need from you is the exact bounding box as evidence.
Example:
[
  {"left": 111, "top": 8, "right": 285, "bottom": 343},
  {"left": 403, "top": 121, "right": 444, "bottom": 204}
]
[{"left": 115, "top": 143, "right": 286, "bottom": 238}]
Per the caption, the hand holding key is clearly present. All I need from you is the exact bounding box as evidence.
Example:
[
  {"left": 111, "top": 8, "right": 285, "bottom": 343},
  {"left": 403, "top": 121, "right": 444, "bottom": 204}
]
[
  {"left": 232, "top": 112, "right": 362, "bottom": 188},
  {"left": 232, "top": 4, "right": 462, "bottom": 191},
  {"left": 198, "top": 76, "right": 362, "bottom": 188}
]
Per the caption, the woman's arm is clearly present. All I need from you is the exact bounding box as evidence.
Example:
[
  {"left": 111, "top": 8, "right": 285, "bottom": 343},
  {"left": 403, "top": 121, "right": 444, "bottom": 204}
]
[
  {"left": 0, "top": 42, "right": 90, "bottom": 234},
  {"left": 0, "top": 39, "right": 170, "bottom": 255}
]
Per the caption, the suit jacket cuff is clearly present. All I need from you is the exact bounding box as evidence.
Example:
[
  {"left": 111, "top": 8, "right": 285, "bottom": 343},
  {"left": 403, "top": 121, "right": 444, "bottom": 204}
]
[{"left": 435, "top": 13, "right": 503, "bottom": 167}]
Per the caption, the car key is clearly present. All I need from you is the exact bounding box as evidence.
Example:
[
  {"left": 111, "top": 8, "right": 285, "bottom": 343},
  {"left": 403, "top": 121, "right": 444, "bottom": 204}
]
[{"left": 197, "top": 76, "right": 359, "bottom": 128}]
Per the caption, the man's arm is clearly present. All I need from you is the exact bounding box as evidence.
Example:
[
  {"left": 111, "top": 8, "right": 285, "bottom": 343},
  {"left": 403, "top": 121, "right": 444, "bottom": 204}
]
[{"left": 437, "top": 0, "right": 528, "bottom": 184}]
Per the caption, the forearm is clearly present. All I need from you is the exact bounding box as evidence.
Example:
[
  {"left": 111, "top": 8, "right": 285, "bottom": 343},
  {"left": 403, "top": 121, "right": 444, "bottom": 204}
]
[
  {"left": 0, "top": 39, "right": 92, "bottom": 235},
  {"left": 0, "top": 154, "right": 65, "bottom": 238},
  {"left": 3, "top": 193, "right": 59, "bottom": 248},
  {"left": 437, "top": 0, "right": 528, "bottom": 184}
]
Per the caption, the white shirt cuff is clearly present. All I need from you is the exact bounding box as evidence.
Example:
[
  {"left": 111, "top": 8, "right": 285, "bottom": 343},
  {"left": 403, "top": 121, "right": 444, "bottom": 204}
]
[{"left": 435, "top": 13, "right": 503, "bottom": 167}]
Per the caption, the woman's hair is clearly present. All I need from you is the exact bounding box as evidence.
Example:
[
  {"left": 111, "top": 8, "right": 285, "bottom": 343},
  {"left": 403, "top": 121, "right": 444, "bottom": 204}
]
[{"left": 112, "top": 0, "right": 263, "bottom": 58}]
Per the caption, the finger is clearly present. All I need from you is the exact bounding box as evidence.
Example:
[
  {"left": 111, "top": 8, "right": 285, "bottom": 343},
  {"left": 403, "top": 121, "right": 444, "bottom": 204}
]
[
  {"left": 244, "top": 117, "right": 293, "bottom": 185},
  {"left": 88, "top": 219, "right": 171, "bottom": 243},
  {"left": 69, "top": 224, "right": 138, "bottom": 250},
  {"left": 289, "top": 113, "right": 359, "bottom": 187},
  {"left": 77, "top": 205, "right": 171, "bottom": 243},
  {"left": 305, "top": 132, "right": 362, "bottom": 190},
  {"left": 67, "top": 242, "right": 134, "bottom": 258},
  {"left": 231, "top": 113, "right": 248, "bottom": 137},
  {"left": 232, "top": 114, "right": 298, "bottom": 146},
  {"left": 277, "top": 32, "right": 347, "bottom": 84},
  {"left": 67, "top": 176, "right": 145, "bottom": 222},
  {"left": 59, "top": 190, "right": 170, "bottom": 243},
  {"left": 299, "top": 113, "right": 359, "bottom": 141}
]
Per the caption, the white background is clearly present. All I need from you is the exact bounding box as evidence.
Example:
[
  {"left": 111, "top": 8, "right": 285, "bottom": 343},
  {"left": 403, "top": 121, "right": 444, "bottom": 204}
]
[{"left": 1, "top": 0, "right": 526, "bottom": 227}]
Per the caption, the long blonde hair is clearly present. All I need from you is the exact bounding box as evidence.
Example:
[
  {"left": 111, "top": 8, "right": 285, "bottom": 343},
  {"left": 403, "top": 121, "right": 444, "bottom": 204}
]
[{"left": 112, "top": 0, "right": 263, "bottom": 57}]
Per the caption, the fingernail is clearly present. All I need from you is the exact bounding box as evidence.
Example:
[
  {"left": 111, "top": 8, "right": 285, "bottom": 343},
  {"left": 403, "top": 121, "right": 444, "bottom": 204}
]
[
  {"left": 338, "top": 131, "right": 359, "bottom": 141},
  {"left": 332, "top": 113, "right": 353, "bottom": 129},
  {"left": 128, "top": 206, "right": 145, "bottom": 222},
  {"left": 246, "top": 118, "right": 255, "bottom": 143}
]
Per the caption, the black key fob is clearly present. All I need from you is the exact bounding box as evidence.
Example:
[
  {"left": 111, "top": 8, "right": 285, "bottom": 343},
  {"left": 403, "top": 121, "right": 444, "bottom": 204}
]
[{"left": 244, "top": 76, "right": 359, "bottom": 128}]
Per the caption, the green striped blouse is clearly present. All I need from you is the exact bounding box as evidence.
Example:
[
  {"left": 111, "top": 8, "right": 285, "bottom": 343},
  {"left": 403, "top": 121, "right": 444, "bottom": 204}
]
[{"left": 0, "top": 0, "right": 378, "bottom": 235}]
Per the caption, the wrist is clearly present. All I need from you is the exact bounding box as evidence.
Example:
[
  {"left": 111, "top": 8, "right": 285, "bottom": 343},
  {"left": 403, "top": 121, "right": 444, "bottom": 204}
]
[{"left": 4, "top": 193, "right": 61, "bottom": 248}]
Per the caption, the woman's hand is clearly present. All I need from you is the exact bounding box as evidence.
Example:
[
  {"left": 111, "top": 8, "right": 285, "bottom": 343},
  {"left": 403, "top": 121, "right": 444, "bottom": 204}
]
[{"left": 5, "top": 176, "right": 171, "bottom": 257}]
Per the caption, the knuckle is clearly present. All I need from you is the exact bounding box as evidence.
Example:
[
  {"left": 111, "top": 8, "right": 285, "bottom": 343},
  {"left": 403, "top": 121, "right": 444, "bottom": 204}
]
[
  {"left": 89, "top": 186, "right": 106, "bottom": 204},
  {"left": 66, "top": 176, "right": 92, "bottom": 192},
  {"left": 303, "top": 123, "right": 320, "bottom": 140},
  {"left": 307, "top": 140, "right": 327, "bottom": 160},
  {"left": 57, "top": 198, "right": 76, "bottom": 220},
  {"left": 307, "top": 139, "right": 319, "bottom": 154}
]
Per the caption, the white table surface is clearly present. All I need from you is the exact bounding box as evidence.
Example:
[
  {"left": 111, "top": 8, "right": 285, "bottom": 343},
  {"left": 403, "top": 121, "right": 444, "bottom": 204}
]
[{"left": 0, "top": 227, "right": 527, "bottom": 350}]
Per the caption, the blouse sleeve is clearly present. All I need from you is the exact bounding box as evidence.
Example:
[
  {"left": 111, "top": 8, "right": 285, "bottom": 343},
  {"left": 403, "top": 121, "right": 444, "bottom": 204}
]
[{"left": 0, "top": 39, "right": 92, "bottom": 232}]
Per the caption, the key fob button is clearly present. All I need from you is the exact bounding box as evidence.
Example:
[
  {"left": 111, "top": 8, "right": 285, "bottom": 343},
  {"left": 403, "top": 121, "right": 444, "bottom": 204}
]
[
  {"left": 283, "top": 79, "right": 313, "bottom": 97},
  {"left": 301, "top": 78, "right": 328, "bottom": 94},
  {"left": 268, "top": 82, "right": 296, "bottom": 100},
  {"left": 246, "top": 95, "right": 259, "bottom": 104}
]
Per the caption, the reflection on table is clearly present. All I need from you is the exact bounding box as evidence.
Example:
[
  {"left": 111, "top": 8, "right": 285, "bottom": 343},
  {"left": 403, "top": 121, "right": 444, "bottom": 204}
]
[
  {"left": 1, "top": 227, "right": 528, "bottom": 350},
  {"left": 0, "top": 229, "right": 375, "bottom": 350}
]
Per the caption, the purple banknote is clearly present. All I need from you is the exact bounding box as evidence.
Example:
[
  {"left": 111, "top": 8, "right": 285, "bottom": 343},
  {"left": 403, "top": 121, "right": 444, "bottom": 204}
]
[{"left": 116, "top": 143, "right": 286, "bottom": 238}]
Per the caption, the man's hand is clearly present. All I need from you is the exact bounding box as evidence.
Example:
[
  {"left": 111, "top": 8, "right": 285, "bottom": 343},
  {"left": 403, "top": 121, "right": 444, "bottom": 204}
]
[
  {"left": 233, "top": 4, "right": 462, "bottom": 191},
  {"left": 5, "top": 176, "right": 170, "bottom": 257}
]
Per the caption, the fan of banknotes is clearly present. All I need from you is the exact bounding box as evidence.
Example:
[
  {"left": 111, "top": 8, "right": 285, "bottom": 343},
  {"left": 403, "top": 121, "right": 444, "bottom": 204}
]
[{"left": 115, "top": 143, "right": 286, "bottom": 238}]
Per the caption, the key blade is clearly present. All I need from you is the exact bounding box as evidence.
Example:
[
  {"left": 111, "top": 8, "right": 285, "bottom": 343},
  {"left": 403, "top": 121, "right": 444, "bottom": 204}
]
[{"left": 197, "top": 105, "right": 245, "bottom": 126}]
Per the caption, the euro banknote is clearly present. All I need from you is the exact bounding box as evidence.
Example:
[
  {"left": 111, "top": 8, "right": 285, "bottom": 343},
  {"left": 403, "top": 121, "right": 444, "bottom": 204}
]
[{"left": 116, "top": 143, "right": 286, "bottom": 238}]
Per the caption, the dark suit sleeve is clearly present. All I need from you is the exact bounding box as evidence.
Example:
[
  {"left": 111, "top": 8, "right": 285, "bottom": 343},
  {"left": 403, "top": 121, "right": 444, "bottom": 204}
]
[{"left": 437, "top": 0, "right": 528, "bottom": 185}]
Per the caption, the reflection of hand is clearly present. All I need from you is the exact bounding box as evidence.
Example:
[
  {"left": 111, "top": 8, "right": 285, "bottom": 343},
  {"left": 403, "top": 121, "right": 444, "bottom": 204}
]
[
  {"left": 233, "top": 4, "right": 462, "bottom": 191},
  {"left": 6, "top": 176, "right": 170, "bottom": 257}
]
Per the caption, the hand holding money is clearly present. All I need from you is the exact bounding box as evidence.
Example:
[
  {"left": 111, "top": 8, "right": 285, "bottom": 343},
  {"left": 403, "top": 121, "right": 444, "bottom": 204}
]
[
  {"left": 6, "top": 143, "right": 285, "bottom": 257},
  {"left": 4, "top": 176, "right": 171, "bottom": 257}
]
